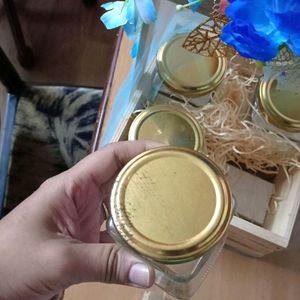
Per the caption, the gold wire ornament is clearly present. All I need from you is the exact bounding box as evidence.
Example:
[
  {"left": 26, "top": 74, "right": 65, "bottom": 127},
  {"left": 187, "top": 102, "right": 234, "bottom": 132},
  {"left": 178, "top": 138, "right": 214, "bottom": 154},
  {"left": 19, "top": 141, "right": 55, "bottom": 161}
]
[
  {"left": 268, "top": 46, "right": 298, "bottom": 67},
  {"left": 182, "top": 2, "right": 234, "bottom": 58}
]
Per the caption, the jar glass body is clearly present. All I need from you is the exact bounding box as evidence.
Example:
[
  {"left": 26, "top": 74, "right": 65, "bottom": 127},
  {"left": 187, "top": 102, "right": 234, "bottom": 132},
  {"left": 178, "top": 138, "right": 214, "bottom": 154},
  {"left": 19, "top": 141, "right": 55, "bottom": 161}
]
[
  {"left": 109, "top": 147, "right": 233, "bottom": 299},
  {"left": 107, "top": 218, "right": 226, "bottom": 300}
]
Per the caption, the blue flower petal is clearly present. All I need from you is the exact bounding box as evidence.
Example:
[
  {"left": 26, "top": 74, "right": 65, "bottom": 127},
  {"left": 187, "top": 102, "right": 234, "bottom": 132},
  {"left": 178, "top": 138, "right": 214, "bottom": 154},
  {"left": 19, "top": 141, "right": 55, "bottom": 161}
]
[
  {"left": 188, "top": 0, "right": 201, "bottom": 12},
  {"left": 131, "top": 37, "right": 140, "bottom": 58},
  {"left": 221, "top": 21, "right": 280, "bottom": 62},
  {"left": 222, "top": 0, "right": 300, "bottom": 61},
  {"left": 126, "top": 0, "right": 136, "bottom": 24},
  {"left": 124, "top": 22, "right": 137, "bottom": 39},
  {"left": 226, "top": 1, "right": 272, "bottom": 31},
  {"left": 271, "top": 12, "right": 300, "bottom": 35},
  {"left": 287, "top": 35, "right": 300, "bottom": 57},
  {"left": 124, "top": 1, "right": 143, "bottom": 39},
  {"left": 100, "top": 1, "right": 128, "bottom": 30},
  {"left": 135, "top": 0, "right": 157, "bottom": 24},
  {"left": 101, "top": 1, "right": 123, "bottom": 10},
  {"left": 125, "top": 0, "right": 138, "bottom": 36}
]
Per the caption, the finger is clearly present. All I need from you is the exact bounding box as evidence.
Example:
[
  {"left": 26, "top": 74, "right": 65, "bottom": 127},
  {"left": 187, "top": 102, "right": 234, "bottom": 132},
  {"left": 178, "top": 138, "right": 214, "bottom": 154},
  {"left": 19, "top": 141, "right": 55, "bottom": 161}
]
[
  {"left": 68, "top": 141, "right": 162, "bottom": 187},
  {"left": 50, "top": 291, "right": 65, "bottom": 300},
  {"left": 70, "top": 243, "right": 154, "bottom": 288}
]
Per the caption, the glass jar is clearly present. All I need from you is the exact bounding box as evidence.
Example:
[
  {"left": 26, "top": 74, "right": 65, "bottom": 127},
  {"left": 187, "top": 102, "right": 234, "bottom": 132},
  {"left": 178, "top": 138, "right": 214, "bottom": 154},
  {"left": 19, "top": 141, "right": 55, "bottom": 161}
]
[
  {"left": 128, "top": 104, "right": 205, "bottom": 152},
  {"left": 153, "top": 33, "right": 227, "bottom": 107},
  {"left": 252, "top": 72, "right": 300, "bottom": 142},
  {"left": 108, "top": 147, "right": 233, "bottom": 299}
]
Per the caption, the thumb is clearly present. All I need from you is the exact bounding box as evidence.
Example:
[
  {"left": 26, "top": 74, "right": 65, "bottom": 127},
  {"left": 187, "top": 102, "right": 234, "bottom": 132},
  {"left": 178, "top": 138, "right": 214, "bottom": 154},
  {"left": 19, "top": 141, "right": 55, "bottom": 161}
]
[{"left": 69, "top": 243, "right": 155, "bottom": 288}]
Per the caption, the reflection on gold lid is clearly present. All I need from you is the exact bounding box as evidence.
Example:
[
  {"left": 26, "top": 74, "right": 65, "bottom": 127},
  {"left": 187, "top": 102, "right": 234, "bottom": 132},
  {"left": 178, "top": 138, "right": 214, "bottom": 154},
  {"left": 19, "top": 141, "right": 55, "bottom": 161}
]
[
  {"left": 259, "top": 73, "right": 300, "bottom": 132},
  {"left": 110, "top": 147, "right": 233, "bottom": 263},
  {"left": 156, "top": 34, "right": 227, "bottom": 98},
  {"left": 128, "top": 105, "right": 205, "bottom": 152}
]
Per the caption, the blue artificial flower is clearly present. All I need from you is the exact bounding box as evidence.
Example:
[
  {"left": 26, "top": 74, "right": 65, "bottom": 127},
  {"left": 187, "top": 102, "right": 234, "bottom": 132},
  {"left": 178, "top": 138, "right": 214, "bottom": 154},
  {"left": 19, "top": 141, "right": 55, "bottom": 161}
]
[
  {"left": 100, "top": 0, "right": 156, "bottom": 33},
  {"left": 123, "top": 0, "right": 139, "bottom": 38},
  {"left": 221, "top": 0, "right": 300, "bottom": 62},
  {"left": 100, "top": 2, "right": 128, "bottom": 30},
  {"left": 222, "top": 21, "right": 280, "bottom": 62},
  {"left": 100, "top": 1, "right": 157, "bottom": 57}
]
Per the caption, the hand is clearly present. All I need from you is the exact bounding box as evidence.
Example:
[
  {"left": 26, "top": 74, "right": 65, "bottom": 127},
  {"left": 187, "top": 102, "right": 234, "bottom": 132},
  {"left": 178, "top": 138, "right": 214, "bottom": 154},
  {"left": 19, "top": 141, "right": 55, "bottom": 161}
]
[{"left": 0, "top": 141, "right": 157, "bottom": 300}]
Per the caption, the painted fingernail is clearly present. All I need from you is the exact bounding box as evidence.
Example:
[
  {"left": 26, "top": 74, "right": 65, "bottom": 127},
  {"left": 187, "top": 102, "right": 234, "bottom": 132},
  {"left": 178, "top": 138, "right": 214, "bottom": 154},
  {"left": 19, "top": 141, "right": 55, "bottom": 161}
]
[{"left": 128, "top": 263, "right": 152, "bottom": 288}]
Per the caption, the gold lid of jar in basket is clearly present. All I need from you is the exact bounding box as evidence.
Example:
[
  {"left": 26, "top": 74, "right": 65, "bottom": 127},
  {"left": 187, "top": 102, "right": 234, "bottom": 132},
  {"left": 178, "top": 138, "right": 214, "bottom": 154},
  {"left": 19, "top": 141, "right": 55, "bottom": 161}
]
[
  {"left": 128, "top": 105, "right": 205, "bottom": 152},
  {"left": 156, "top": 33, "right": 227, "bottom": 97},
  {"left": 258, "top": 73, "right": 300, "bottom": 133},
  {"left": 110, "top": 147, "right": 233, "bottom": 264}
]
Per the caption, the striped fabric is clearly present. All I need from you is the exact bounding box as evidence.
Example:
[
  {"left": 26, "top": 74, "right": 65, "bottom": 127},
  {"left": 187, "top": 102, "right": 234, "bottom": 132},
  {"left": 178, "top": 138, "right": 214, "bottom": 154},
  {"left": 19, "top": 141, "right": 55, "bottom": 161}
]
[{"left": 3, "top": 85, "right": 102, "bottom": 212}]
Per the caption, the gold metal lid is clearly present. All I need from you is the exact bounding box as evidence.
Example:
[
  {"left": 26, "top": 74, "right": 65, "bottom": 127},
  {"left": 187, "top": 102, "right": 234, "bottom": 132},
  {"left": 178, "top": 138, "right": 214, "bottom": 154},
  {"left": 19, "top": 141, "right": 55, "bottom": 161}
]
[
  {"left": 128, "top": 105, "right": 205, "bottom": 152},
  {"left": 110, "top": 147, "right": 233, "bottom": 264},
  {"left": 259, "top": 74, "right": 300, "bottom": 132},
  {"left": 156, "top": 34, "right": 227, "bottom": 97}
]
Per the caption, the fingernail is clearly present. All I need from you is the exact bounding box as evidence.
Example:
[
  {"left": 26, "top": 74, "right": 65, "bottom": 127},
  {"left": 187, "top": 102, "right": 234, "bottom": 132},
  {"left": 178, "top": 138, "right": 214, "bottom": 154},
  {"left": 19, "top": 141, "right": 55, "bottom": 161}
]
[{"left": 128, "top": 263, "right": 151, "bottom": 288}]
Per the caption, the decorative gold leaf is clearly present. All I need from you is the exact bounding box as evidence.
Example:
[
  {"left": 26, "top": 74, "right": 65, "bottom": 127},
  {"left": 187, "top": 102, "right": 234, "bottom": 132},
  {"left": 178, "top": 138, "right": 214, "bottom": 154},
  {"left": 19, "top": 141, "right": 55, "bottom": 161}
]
[
  {"left": 269, "top": 46, "right": 297, "bottom": 67},
  {"left": 182, "top": 13, "right": 234, "bottom": 58}
]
